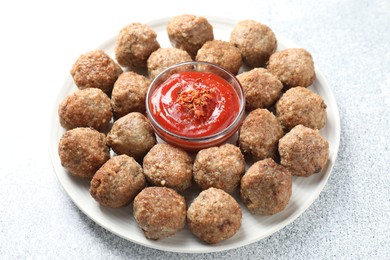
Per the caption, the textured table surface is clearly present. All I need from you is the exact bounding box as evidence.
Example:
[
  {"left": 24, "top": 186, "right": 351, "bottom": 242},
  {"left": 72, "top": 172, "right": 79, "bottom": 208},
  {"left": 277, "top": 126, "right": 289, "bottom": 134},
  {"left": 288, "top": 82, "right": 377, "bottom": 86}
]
[{"left": 1, "top": 0, "right": 389, "bottom": 259}]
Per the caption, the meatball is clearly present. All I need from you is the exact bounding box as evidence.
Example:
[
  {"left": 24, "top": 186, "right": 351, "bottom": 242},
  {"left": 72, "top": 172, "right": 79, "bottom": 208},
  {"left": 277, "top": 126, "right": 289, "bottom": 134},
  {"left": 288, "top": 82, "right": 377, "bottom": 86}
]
[
  {"left": 107, "top": 112, "right": 156, "bottom": 162},
  {"left": 115, "top": 23, "right": 160, "bottom": 69},
  {"left": 58, "top": 127, "right": 110, "bottom": 178},
  {"left": 111, "top": 71, "right": 150, "bottom": 119},
  {"left": 276, "top": 87, "right": 327, "bottom": 131},
  {"left": 133, "top": 187, "right": 186, "bottom": 240},
  {"left": 193, "top": 144, "right": 245, "bottom": 193},
  {"left": 90, "top": 155, "right": 145, "bottom": 208},
  {"left": 267, "top": 48, "right": 315, "bottom": 88},
  {"left": 167, "top": 14, "right": 214, "bottom": 58},
  {"left": 147, "top": 47, "right": 192, "bottom": 79},
  {"left": 230, "top": 20, "right": 277, "bottom": 68},
  {"left": 240, "top": 158, "right": 292, "bottom": 215},
  {"left": 239, "top": 108, "right": 283, "bottom": 161},
  {"left": 195, "top": 40, "right": 242, "bottom": 75},
  {"left": 58, "top": 88, "right": 112, "bottom": 132},
  {"left": 187, "top": 188, "right": 242, "bottom": 244},
  {"left": 70, "top": 50, "right": 122, "bottom": 93},
  {"left": 143, "top": 143, "right": 192, "bottom": 191},
  {"left": 236, "top": 68, "right": 283, "bottom": 110},
  {"left": 279, "top": 124, "right": 329, "bottom": 177}
]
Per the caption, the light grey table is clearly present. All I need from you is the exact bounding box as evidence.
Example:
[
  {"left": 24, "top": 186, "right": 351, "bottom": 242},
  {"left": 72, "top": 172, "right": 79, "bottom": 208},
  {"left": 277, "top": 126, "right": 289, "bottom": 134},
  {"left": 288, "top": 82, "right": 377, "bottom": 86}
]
[{"left": 0, "top": 0, "right": 389, "bottom": 259}]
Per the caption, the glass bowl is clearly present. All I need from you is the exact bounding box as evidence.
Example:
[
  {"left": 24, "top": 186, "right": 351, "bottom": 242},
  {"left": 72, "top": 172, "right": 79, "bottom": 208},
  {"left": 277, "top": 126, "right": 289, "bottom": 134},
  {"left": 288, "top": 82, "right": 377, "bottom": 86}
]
[{"left": 146, "top": 61, "right": 245, "bottom": 151}]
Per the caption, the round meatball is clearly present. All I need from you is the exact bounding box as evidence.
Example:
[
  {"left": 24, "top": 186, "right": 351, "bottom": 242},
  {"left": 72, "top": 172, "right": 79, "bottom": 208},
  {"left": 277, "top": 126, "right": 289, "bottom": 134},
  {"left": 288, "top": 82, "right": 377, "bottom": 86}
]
[
  {"left": 167, "top": 14, "right": 214, "bottom": 58},
  {"left": 133, "top": 187, "right": 186, "bottom": 240},
  {"left": 195, "top": 40, "right": 242, "bottom": 75},
  {"left": 107, "top": 112, "right": 156, "bottom": 162},
  {"left": 111, "top": 71, "right": 150, "bottom": 119},
  {"left": 230, "top": 20, "right": 277, "bottom": 68},
  {"left": 267, "top": 48, "right": 315, "bottom": 88},
  {"left": 147, "top": 48, "right": 192, "bottom": 79},
  {"left": 90, "top": 155, "right": 145, "bottom": 208},
  {"left": 143, "top": 143, "right": 192, "bottom": 191},
  {"left": 115, "top": 23, "right": 160, "bottom": 69},
  {"left": 236, "top": 68, "right": 283, "bottom": 110},
  {"left": 58, "top": 88, "right": 112, "bottom": 132},
  {"left": 70, "top": 50, "right": 122, "bottom": 93},
  {"left": 276, "top": 87, "right": 327, "bottom": 131},
  {"left": 187, "top": 188, "right": 242, "bottom": 244},
  {"left": 239, "top": 108, "right": 283, "bottom": 161},
  {"left": 193, "top": 144, "right": 245, "bottom": 193},
  {"left": 240, "top": 158, "right": 292, "bottom": 215},
  {"left": 278, "top": 124, "right": 329, "bottom": 177},
  {"left": 58, "top": 127, "right": 110, "bottom": 178}
]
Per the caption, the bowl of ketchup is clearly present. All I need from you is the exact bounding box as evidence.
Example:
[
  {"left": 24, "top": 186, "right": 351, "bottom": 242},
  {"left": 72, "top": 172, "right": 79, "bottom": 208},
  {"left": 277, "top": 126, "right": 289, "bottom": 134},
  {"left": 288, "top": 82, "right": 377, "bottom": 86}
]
[{"left": 146, "top": 61, "right": 245, "bottom": 151}]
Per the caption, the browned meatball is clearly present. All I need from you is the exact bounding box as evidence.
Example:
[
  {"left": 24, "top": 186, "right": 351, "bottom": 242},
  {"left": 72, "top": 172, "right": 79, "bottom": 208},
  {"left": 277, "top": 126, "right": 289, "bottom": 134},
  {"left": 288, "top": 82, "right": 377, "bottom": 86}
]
[
  {"left": 276, "top": 87, "right": 327, "bottom": 131},
  {"left": 267, "top": 48, "right": 315, "bottom": 88},
  {"left": 58, "top": 127, "right": 110, "bottom": 178},
  {"left": 133, "top": 187, "right": 186, "bottom": 240},
  {"left": 147, "top": 48, "right": 192, "bottom": 79},
  {"left": 111, "top": 71, "right": 150, "bottom": 119},
  {"left": 240, "top": 158, "right": 292, "bottom": 215},
  {"left": 167, "top": 14, "right": 214, "bottom": 58},
  {"left": 143, "top": 143, "right": 192, "bottom": 191},
  {"left": 70, "top": 50, "right": 122, "bottom": 93},
  {"left": 195, "top": 40, "right": 242, "bottom": 75},
  {"left": 279, "top": 125, "right": 329, "bottom": 177},
  {"left": 239, "top": 108, "right": 283, "bottom": 161},
  {"left": 236, "top": 68, "right": 283, "bottom": 110},
  {"left": 90, "top": 155, "right": 145, "bottom": 208},
  {"left": 230, "top": 20, "right": 277, "bottom": 68},
  {"left": 58, "top": 88, "right": 112, "bottom": 132},
  {"left": 107, "top": 112, "right": 156, "bottom": 162},
  {"left": 187, "top": 188, "right": 242, "bottom": 244},
  {"left": 115, "top": 23, "right": 160, "bottom": 69},
  {"left": 193, "top": 144, "right": 245, "bottom": 193}
]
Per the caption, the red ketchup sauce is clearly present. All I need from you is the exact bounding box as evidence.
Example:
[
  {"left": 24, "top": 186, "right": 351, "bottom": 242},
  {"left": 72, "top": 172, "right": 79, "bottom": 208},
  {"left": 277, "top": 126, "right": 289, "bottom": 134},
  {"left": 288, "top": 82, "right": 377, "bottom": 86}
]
[{"left": 149, "top": 71, "right": 240, "bottom": 138}]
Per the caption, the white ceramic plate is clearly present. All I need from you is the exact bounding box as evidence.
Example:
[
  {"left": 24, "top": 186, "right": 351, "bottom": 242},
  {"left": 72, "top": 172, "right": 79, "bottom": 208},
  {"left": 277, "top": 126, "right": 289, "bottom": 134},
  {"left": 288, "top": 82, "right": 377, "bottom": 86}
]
[{"left": 49, "top": 17, "right": 340, "bottom": 253}]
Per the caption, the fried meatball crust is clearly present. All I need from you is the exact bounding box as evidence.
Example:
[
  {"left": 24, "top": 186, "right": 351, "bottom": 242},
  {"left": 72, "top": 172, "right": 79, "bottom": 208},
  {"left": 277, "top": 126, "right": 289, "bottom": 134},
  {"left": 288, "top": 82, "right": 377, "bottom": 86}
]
[
  {"left": 167, "top": 14, "right": 214, "bottom": 58},
  {"left": 115, "top": 23, "right": 160, "bottom": 68},
  {"left": 143, "top": 143, "right": 193, "bottom": 191},
  {"left": 195, "top": 40, "right": 242, "bottom": 75},
  {"left": 133, "top": 187, "right": 186, "bottom": 240},
  {"left": 111, "top": 71, "right": 150, "bottom": 119},
  {"left": 70, "top": 50, "right": 122, "bottom": 93},
  {"left": 147, "top": 47, "right": 192, "bottom": 79},
  {"left": 230, "top": 20, "right": 277, "bottom": 68},
  {"left": 239, "top": 108, "right": 284, "bottom": 161},
  {"left": 240, "top": 158, "right": 292, "bottom": 215},
  {"left": 236, "top": 68, "right": 283, "bottom": 110},
  {"left": 267, "top": 48, "right": 315, "bottom": 88},
  {"left": 278, "top": 125, "right": 329, "bottom": 177},
  {"left": 90, "top": 155, "right": 146, "bottom": 208},
  {"left": 107, "top": 112, "right": 156, "bottom": 162},
  {"left": 58, "top": 127, "right": 110, "bottom": 178},
  {"left": 276, "top": 86, "right": 327, "bottom": 131},
  {"left": 193, "top": 144, "right": 245, "bottom": 193},
  {"left": 58, "top": 88, "right": 112, "bottom": 132},
  {"left": 187, "top": 188, "right": 242, "bottom": 244}
]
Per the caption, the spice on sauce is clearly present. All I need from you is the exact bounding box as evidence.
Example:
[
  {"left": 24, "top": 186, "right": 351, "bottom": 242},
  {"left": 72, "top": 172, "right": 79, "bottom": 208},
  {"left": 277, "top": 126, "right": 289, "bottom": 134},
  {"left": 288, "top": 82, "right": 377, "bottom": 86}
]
[
  {"left": 176, "top": 86, "right": 215, "bottom": 119},
  {"left": 149, "top": 71, "right": 240, "bottom": 138}
]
